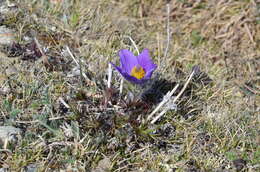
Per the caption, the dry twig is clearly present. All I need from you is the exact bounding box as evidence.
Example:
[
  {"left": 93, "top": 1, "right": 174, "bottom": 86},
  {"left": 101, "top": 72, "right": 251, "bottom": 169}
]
[{"left": 149, "top": 70, "right": 195, "bottom": 124}]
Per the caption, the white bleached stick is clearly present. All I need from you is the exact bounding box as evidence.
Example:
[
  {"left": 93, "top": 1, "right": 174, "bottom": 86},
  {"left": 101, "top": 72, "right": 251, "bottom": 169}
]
[
  {"left": 66, "top": 46, "right": 79, "bottom": 66},
  {"left": 150, "top": 70, "right": 195, "bottom": 124},
  {"left": 119, "top": 77, "right": 124, "bottom": 95},
  {"left": 107, "top": 63, "right": 112, "bottom": 88},
  {"left": 147, "top": 83, "right": 179, "bottom": 121},
  {"left": 124, "top": 36, "right": 139, "bottom": 55},
  {"left": 164, "top": 3, "right": 170, "bottom": 59},
  {"left": 66, "top": 46, "right": 88, "bottom": 80},
  {"left": 58, "top": 97, "right": 70, "bottom": 109}
]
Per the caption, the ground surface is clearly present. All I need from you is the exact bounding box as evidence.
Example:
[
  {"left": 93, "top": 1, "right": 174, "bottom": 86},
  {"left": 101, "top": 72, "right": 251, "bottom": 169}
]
[{"left": 0, "top": 0, "right": 259, "bottom": 171}]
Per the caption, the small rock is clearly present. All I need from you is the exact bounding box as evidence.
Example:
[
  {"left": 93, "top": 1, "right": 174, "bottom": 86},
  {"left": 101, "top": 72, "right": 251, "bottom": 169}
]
[
  {"left": 5, "top": 66, "right": 18, "bottom": 75},
  {"left": 0, "top": 168, "right": 8, "bottom": 172},
  {"left": 0, "top": 126, "right": 21, "bottom": 146},
  {"left": 233, "top": 159, "right": 247, "bottom": 171},
  {"left": 0, "top": 0, "right": 17, "bottom": 14},
  {"left": 0, "top": 86, "right": 10, "bottom": 95},
  {"left": 50, "top": 0, "right": 63, "bottom": 5},
  {"left": 0, "top": 51, "right": 20, "bottom": 85},
  {"left": 67, "top": 66, "right": 81, "bottom": 77},
  {"left": 24, "top": 164, "right": 38, "bottom": 172},
  {"left": 92, "top": 157, "right": 111, "bottom": 172},
  {"left": 0, "top": 26, "right": 15, "bottom": 45}
]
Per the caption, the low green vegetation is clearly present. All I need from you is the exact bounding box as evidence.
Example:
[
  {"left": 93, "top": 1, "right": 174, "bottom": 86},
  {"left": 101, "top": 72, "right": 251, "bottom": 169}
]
[{"left": 0, "top": 0, "right": 259, "bottom": 171}]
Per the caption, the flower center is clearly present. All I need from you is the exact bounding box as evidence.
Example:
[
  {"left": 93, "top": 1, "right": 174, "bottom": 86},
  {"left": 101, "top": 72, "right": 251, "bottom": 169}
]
[{"left": 131, "top": 65, "right": 145, "bottom": 79}]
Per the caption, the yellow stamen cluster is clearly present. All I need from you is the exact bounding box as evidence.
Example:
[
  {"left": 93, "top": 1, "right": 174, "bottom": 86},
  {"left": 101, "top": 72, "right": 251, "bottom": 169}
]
[{"left": 131, "top": 66, "right": 145, "bottom": 79}]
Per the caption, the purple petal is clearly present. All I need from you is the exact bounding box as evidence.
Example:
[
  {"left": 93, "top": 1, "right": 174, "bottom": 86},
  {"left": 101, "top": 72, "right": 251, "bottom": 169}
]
[
  {"left": 111, "top": 49, "right": 157, "bottom": 85},
  {"left": 143, "top": 67, "right": 157, "bottom": 80},
  {"left": 119, "top": 49, "right": 138, "bottom": 74},
  {"left": 111, "top": 62, "right": 125, "bottom": 75},
  {"left": 137, "top": 49, "right": 157, "bottom": 72},
  {"left": 123, "top": 74, "right": 146, "bottom": 84},
  {"left": 111, "top": 63, "right": 147, "bottom": 84}
]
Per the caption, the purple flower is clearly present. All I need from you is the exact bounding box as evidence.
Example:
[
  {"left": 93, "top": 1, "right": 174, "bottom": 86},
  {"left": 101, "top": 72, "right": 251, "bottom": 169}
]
[{"left": 111, "top": 49, "right": 157, "bottom": 84}]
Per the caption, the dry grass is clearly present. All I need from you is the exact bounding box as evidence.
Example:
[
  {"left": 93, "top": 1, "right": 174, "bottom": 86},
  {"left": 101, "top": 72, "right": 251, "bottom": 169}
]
[{"left": 0, "top": 0, "right": 259, "bottom": 171}]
